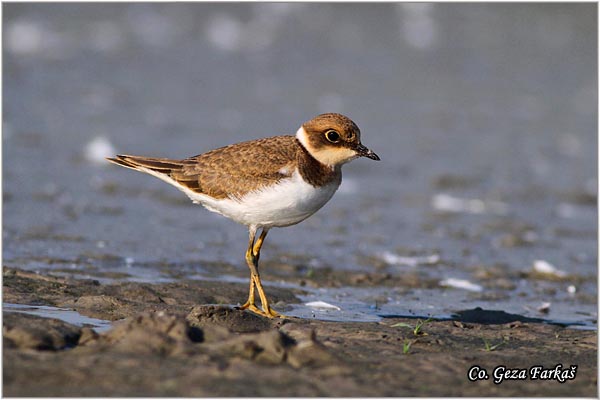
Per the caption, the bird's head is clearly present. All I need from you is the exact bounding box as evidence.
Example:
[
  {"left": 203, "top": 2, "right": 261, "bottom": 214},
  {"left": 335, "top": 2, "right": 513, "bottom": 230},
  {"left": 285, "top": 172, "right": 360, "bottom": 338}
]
[{"left": 296, "top": 113, "right": 380, "bottom": 167}]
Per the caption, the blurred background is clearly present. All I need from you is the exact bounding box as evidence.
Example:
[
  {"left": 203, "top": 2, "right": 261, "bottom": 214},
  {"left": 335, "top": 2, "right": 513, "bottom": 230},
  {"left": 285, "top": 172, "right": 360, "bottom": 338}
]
[{"left": 3, "top": 3, "right": 597, "bottom": 326}]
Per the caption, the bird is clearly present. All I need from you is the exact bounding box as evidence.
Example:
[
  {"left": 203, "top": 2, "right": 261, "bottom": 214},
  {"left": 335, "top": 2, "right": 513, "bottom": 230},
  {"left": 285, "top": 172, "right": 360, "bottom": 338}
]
[{"left": 107, "top": 113, "right": 379, "bottom": 318}]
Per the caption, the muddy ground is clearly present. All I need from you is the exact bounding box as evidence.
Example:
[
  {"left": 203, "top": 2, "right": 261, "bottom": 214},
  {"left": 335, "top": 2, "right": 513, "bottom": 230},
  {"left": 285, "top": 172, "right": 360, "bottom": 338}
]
[{"left": 3, "top": 267, "right": 596, "bottom": 397}]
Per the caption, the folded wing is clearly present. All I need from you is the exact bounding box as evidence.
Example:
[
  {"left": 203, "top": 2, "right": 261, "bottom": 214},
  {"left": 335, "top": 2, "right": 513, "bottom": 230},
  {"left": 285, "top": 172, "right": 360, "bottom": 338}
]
[{"left": 107, "top": 135, "right": 298, "bottom": 200}]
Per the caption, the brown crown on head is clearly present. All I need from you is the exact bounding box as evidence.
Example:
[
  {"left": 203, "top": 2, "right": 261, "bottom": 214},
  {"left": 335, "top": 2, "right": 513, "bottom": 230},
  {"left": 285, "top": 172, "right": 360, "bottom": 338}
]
[
  {"left": 302, "top": 113, "right": 362, "bottom": 149},
  {"left": 298, "top": 113, "right": 379, "bottom": 166}
]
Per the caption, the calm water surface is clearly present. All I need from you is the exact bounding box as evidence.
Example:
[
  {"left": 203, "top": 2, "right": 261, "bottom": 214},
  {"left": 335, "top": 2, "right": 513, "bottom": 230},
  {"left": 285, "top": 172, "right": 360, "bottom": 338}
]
[{"left": 4, "top": 4, "right": 597, "bottom": 327}]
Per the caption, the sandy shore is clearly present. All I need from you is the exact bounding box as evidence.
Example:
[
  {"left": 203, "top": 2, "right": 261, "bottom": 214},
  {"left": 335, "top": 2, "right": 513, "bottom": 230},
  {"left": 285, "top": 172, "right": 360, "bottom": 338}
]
[{"left": 3, "top": 267, "right": 596, "bottom": 396}]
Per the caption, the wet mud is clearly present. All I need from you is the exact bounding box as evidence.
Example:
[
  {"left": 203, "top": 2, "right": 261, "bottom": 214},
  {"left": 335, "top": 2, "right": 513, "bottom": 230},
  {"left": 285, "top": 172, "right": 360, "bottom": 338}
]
[{"left": 3, "top": 267, "right": 597, "bottom": 397}]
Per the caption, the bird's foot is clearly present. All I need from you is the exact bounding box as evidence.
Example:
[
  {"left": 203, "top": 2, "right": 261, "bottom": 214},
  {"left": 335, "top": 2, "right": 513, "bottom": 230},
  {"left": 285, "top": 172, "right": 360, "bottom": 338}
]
[{"left": 237, "top": 301, "right": 287, "bottom": 319}]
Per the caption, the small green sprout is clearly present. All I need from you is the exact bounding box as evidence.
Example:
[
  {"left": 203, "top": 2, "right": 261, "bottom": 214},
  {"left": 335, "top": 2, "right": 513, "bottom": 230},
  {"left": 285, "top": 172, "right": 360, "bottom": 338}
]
[
  {"left": 391, "top": 317, "right": 433, "bottom": 336},
  {"left": 482, "top": 337, "right": 507, "bottom": 352}
]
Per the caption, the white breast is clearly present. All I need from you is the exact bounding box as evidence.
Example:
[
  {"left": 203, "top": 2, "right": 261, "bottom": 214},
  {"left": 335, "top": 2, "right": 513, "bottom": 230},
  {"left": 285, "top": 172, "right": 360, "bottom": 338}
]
[{"left": 187, "top": 170, "right": 341, "bottom": 228}]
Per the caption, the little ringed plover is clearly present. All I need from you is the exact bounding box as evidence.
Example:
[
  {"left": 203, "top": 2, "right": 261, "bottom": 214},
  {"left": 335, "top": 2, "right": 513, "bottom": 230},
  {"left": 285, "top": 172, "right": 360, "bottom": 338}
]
[{"left": 107, "top": 113, "right": 379, "bottom": 318}]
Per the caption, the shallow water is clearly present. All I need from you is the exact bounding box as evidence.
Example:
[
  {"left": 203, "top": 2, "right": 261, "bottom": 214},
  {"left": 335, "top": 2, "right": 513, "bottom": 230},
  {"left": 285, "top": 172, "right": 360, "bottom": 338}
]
[
  {"left": 3, "top": 4, "right": 597, "bottom": 329},
  {"left": 3, "top": 303, "right": 113, "bottom": 333}
]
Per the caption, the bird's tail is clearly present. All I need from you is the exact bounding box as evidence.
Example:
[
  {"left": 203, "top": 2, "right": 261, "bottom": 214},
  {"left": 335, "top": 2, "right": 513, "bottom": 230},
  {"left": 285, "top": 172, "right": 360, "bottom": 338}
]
[
  {"left": 106, "top": 155, "right": 185, "bottom": 174},
  {"left": 107, "top": 154, "right": 205, "bottom": 195}
]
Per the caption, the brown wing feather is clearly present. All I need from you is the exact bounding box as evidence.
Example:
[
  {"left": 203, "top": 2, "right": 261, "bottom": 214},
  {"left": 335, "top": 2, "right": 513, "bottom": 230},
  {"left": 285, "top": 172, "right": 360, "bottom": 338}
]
[
  {"left": 107, "top": 136, "right": 299, "bottom": 199},
  {"left": 176, "top": 135, "right": 299, "bottom": 199}
]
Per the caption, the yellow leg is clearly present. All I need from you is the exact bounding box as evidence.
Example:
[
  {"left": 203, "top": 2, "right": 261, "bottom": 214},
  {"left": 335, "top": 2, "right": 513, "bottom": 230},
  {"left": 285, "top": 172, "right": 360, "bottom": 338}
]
[
  {"left": 253, "top": 229, "right": 268, "bottom": 259},
  {"left": 238, "top": 277, "right": 256, "bottom": 310},
  {"left": 238, "top": 227, "right": 258, "bottom": 311},
  {"left": 237, "top": 227, "right": 285, "bottom": 318}
]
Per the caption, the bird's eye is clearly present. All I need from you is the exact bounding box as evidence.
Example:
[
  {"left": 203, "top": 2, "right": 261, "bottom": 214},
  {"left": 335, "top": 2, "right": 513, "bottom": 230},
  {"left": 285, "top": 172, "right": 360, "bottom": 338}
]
[{"left": 325, "top": 130, "right": 340, "bottom": 143}]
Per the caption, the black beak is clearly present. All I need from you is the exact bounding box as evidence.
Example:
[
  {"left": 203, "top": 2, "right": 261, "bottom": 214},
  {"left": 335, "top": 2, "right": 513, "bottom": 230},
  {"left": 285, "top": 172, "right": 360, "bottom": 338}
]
[{"left": 355, "top": 143, "right": 380, "bottom": 161}]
